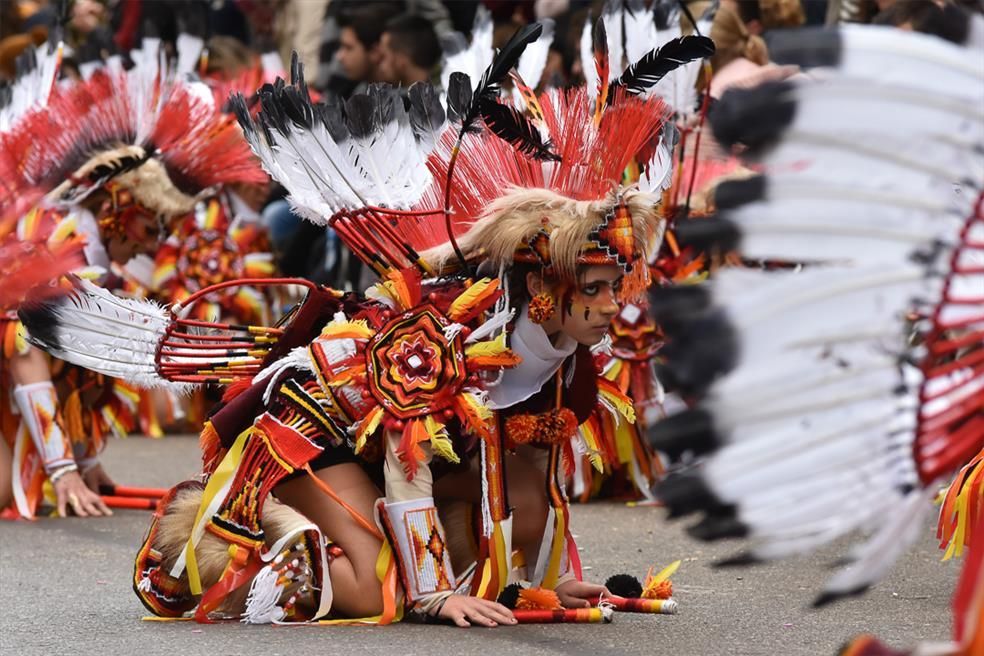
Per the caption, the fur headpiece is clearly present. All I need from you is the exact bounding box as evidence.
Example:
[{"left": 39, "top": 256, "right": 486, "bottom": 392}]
[
  {"left": 425, "top": 186, "right": 663, "bottom": 298},
  {"left": 133, "top": 482, "right": 328, "bottom": 622}
]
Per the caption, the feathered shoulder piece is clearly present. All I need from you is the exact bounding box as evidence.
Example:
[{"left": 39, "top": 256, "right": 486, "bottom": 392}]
[
  {"left": 648, "top": 22, "right": 984, "bottom": 615},
  {"left": 0, "top": 45, "right": 266, "bottom": 226}
]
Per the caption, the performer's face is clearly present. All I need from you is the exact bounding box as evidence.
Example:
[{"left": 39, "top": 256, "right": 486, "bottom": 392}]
[
  {"left": 105, "top": 209, "right": 160, "bottom": 264},
  {"left": 531, "top": 265, "right": 621, "bottom": 346}
]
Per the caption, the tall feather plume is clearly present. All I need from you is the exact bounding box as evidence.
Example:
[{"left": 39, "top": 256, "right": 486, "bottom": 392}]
[
  {"left": 444, "top": 23, "right": 545, "bottom": 270},
  {"left": 592, "top": 17, "right": 610, "bottom": 126},
  {"left": 478, "top": 97, "right": 559, "bottom": 162},
  {"left": 610, "top": 36, "right": 716, "bottom": 100},
  {"left": 458, "top": 23, "right": 544, "bottom": 140},
  {"left": 581, "top": 12, "right": 598, "bottom": 102},
  {"left": 511, "top": 19, "right": 556, "bottom": 106},
  {"left": 623, "top": 0, "right": 657, "bottom": 65},
  {"left": 600, "top": 0, "right": 624, "bottom": 80},
  {"left": 440, "top": 5, "right": 494, "bottom": 96}
]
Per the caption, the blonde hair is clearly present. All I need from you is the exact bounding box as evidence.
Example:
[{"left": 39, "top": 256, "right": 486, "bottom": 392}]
[{"left": 710, "top": 4, "right": 769, "bottom": 70}]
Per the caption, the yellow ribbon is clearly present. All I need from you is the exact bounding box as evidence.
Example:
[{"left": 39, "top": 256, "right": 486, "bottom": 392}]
[{"left": 184, "top": 427, "right": 250, "bottom": 595}]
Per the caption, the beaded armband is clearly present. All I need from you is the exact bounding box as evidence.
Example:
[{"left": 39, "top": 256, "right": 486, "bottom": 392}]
[{"left": 379, "top": 497, "right": 456, "bottom": 604}]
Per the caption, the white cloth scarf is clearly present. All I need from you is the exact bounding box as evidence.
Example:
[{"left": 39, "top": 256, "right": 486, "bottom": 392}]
[{"left": 487, "top": 305, "right": 577, "bottom": 410}]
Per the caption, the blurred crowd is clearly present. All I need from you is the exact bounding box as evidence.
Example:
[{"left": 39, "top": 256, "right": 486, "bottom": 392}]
[{"left": 2, "top": 0, "right": 979, "bottom": 292}]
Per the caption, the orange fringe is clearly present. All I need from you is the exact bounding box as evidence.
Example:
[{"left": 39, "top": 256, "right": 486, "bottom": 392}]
[
  {"left": 516, "top": 587, "right": 562, "bottom": 610},
  {"left": 506, "top": 408, "right": 578, "bottom": 446}
]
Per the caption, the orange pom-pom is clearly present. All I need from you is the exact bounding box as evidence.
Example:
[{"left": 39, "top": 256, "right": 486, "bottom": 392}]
[
  {"left": 527, "top": 292, "right": 556, "bottom": 324},
  {"left": 516, "top": 587, "right": 563, "bottom": 610},
  {"left": 506, "top": 408, "right": 578, "bottom": 446},
  {"left": 642, "top": 580, "right": 673, "bottom": 600}
]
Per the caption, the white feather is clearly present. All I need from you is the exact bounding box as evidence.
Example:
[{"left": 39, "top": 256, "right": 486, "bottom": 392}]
[
  {"left": 580, "top": 14, "right": 598, "bottom": 102},
  {"left": 511, "top": 19, "right": 555, "bottom": 104},
  {"left": 174, "top": 33, "right": 204, "bottom": 75},
  {"left": 22, "top": 279, "right": 192, "bottom": 392}
]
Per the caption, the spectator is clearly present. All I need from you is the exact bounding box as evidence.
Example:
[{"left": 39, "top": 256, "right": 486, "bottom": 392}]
[
  {"left": 377, "top": 13, "right": 441, "bottom": 86},
  {"left": 334, "top": 2, "right": 400, "bottom": 95},
  {"left": 272, "top": 0, "right": 329, "bottom": 81}
]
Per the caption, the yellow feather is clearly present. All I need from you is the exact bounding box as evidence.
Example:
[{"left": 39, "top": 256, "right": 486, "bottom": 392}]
[
  {"left": 603, "top": 358, "right": 623, "bottom": 382},
  {"left": 384, "top": 270, "right": 413, "bottom": 309},
  {"left": 465, "top": 333, "right": 508, "bottom": 358},
  {"left": 47, "top": 215, "right": 77, "bottom": 246},
  {"left": 320, "top": 320, "right": 374, "bottom": 340},
  {"left": 579, "top": 422, "right": 604, "bottom": 472},
  {"left": 447, "top": 278, "right": 499, "bottom": 321},
  {"left": 599, "top": 381, "right": 636, "bottom": 424},
  {"left": 650, "top": 560, "right": 681, "bottom": 586},
  {"left": 354, "top": 405, "right": 384, "bottom": 453},
  {"left": 424, "top": 415, "right": 460, "bottom": 464},
  {"left": 454, "top": 392, "right": 493, "bottom": 440}
]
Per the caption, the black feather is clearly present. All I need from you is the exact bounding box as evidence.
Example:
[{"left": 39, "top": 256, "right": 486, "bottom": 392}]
[
  {"left": 645, "top": 408, "right": 720, "bottom": 461},
  {"left": 766, "top": 27, "right": 843, "bottom": 68},
  {"left": 280, "top": 85, "right": 315, "bottom": 129},
  {"left": 229, "top": 92, "right": 254, "bottom": 137},
  {"left": 408, "top": 82, "right": 446, "bottom": 146},
  {"left": 610, "top": 35, "right": 715, "bottom": 99},
  {"left": 713, "top": 175, "right": 767, "bottom": 210},
  {"left": 366, "top": 84, "right": 402, "bottom": 131},
  {"left": 289, "top": 51, "right": 310, "bottom": 101},
  {"left": 344, "top": 94, "right": 376, "bottom": 139},
  {"left": 672, "top": 214, "right": 743, "bottom": 254},
  {"left": 709, "top": 81, "right": 796, "bottom": 152},
  {"left": 18, "top": 296, "right": 64, "bottom": 352},
  {"left": 656, "top": 471, "right": 722, "bottom": 518},
  {"left": 686, "top": 510, "right": 748, "bottom": 541},
  {"left": 478, "top": 97, "right": 560, "bottom": 161},
  {"left": 316, "top": 95, "right": 349, "bottom": 142},
  {"left": 458, "top": 23, "right": 543, "bottom": 138},
  {"left": 446, "top": 72, "right": 473, "bottom": 127}
]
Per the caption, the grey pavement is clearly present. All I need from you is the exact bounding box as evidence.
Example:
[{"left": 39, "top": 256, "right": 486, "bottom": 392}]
[{"left": 0, "top": 435, "right": 958, "bottom": 656}]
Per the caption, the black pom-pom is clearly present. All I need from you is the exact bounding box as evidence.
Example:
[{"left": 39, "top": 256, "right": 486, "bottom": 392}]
[
  {"left": 497, "top": 583, "right": 523, "bottom": 610},
  {"left": 604, "top": 574, "right": 643, "bottom": 599}
]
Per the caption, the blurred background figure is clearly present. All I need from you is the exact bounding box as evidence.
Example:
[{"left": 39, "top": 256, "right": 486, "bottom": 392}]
[{"left": 377, "top": 13, "right": 442, "bottom": 86}]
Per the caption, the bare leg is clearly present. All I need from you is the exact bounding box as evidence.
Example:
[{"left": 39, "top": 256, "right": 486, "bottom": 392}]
[{"left": 274, "top": 463, "right": 384, "bottom": 618}]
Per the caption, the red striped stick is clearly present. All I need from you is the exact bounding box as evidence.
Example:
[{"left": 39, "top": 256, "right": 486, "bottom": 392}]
[
  {"left": 588, "top": 595, "right": 677, "bottom": 614},
  {"left": 512, "top": 607, "right": 613, "bottom": 624},
  {"left": 99, "top": 485, "right": 168, "bottom": 499},
  {"left": 101, "top": 495, "right": 158, "bottom": 510}
]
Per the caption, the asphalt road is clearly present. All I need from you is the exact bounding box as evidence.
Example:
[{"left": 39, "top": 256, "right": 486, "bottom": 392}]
[{"left": 0, "top": 435, "right": 959, "bottom": 656}]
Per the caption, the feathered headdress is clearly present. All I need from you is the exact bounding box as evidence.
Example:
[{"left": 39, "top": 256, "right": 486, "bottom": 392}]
[
  {"left": 0, "top": 50, "right": 267, "bottom": 228},
  {"left": 235, "top": 25, "right": 709, "bottom": 292}
]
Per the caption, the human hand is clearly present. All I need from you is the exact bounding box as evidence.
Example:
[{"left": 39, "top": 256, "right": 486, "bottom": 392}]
[
  {"left": 53, "top": 470, "right": 112, "bottom": 517},
  {"left": 555, "top": 579, "right": 609, "bottom": 609},
  {"left": 437, "top": 595, "right": 517, "bottom": 628},
  {"left": 81, "top": 462, "right": 114, "bottom": 493}
]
